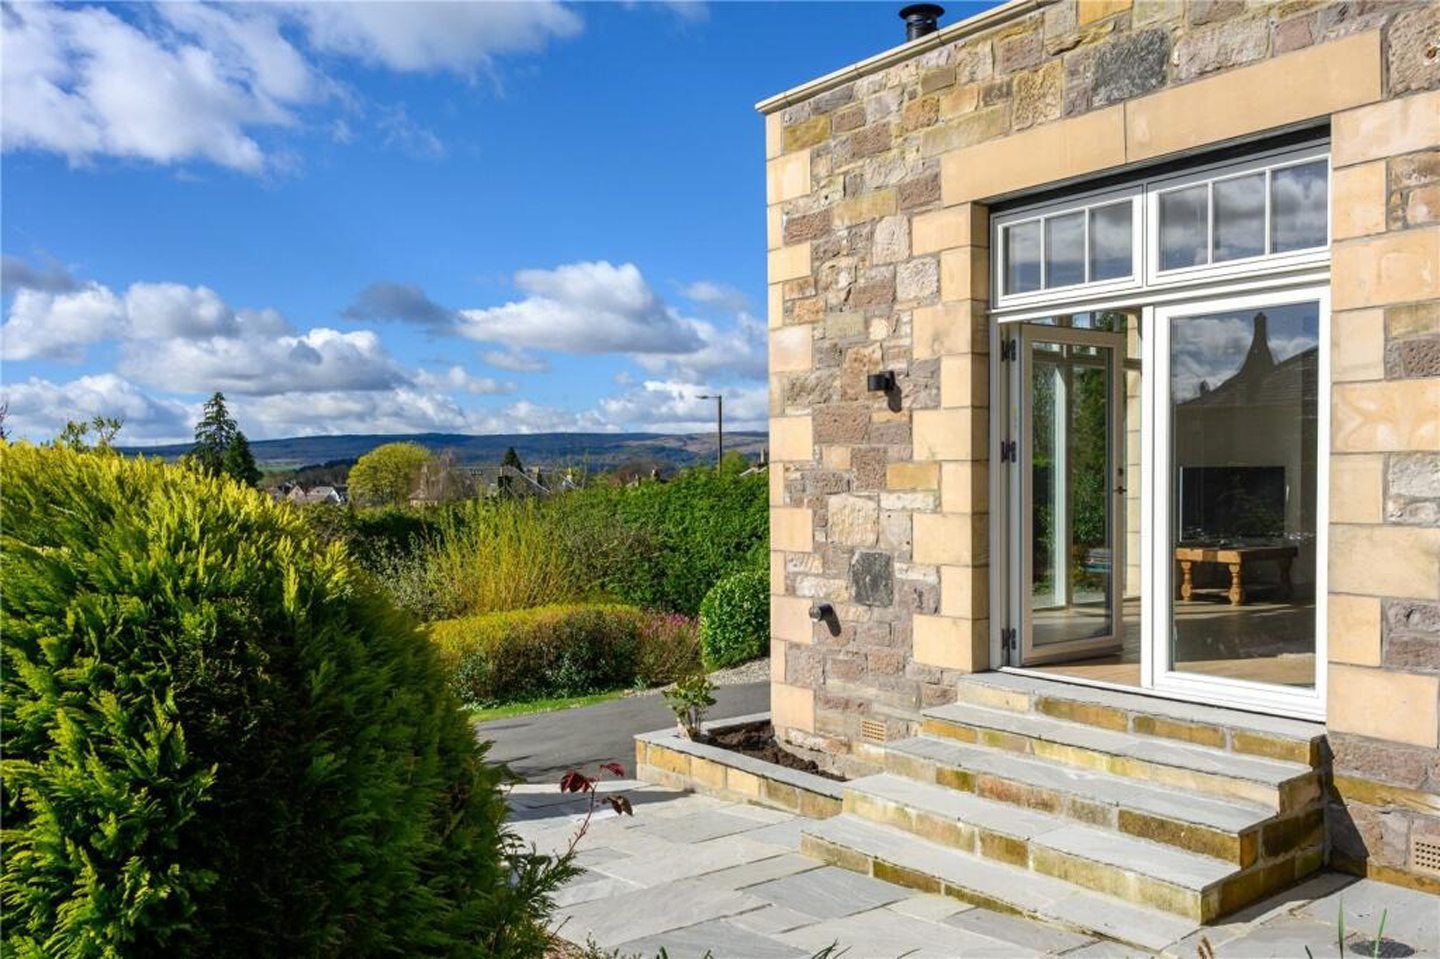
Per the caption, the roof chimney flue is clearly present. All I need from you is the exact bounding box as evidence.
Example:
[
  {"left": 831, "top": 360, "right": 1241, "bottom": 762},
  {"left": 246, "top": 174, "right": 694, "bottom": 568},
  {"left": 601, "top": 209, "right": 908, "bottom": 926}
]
[{"left": 900, "top": 3, "right": 944, "bottom": 41}]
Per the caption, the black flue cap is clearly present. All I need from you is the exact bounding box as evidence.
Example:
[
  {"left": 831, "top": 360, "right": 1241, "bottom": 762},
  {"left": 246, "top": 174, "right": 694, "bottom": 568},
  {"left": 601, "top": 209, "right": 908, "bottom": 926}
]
[{"left": 900, "top": 4, "right": 944, "bottom": 41}]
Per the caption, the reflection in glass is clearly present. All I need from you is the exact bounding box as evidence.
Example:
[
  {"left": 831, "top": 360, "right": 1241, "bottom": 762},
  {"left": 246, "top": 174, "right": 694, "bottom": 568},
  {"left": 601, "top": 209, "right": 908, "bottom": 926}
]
[
  {"left": 1089, "top": 202, "right": 1133, "bottom": 281},
  {"left": 1168, "top": 302, "right": 1320, "bottom": 689},
  {"left": 1030, "top": 340, "right": 1114, "bottom": 649},
  {"left": 1045, "top": 212, "right": 1086, "bottom": 288},
  {"left": 1159, "top": 185, "right": 1209, "bottom": 270},
  {"left": 1271, "top": 161, "right": 1328, "bottom": 253},
  {"left": 1213, "top": 173, "right": 1265, "bottom": 262},
  {"left": 1006, "top": 221, "right": 1042, "bottom": 294}
]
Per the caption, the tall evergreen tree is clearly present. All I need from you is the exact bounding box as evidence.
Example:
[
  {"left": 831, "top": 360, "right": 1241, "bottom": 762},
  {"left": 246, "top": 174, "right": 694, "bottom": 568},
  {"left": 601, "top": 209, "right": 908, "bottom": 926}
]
[
  {"left": 498, "top": 446, "right": 524, "bottom": 495},
  {"left": 223, "top": 432, "right": 262, "bottom": 487},
  {"left": 191, "top": 392, "right": 238, "bottom": 476}
]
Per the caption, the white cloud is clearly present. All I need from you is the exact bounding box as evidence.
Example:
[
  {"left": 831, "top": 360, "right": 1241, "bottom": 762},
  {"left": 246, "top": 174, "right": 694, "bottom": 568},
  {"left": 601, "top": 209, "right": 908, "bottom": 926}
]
[
  {"left": 633, "top": 310, "right": 766, "bottom": 383},
  {"left": 483, "top": 347, "right": 550, "bottom": 373},
  {"left": 289, "top": 1, "right": 582, "bottom": 76},
  {"left": 1, "top": 284, "right": 126, "bottom": 361},
  {"left": 681, "top": 279, "right": 748, "bottom": 312},
  {"left": 375, "top": 103, "right": 444, "bottom": 159},
  {"left": 0, "top": 1, "right": 581, "bottom": 173},
  {"left": 415, "top": 366, "right": 516, "bottom": 395},
  {"left": 3, "top": 373, "right": 197, "bottom": 443},
  {"left": 124, "top": 282, "right": 238, "bottom": 339},
  {"left": 120, "top": 327, "right": 410, "bottom": 395},
  {"left": 597, "top": 379, "right": 766, "bottom": 432},
  {"left": 457, "top": 261, "right": 704, "bottom": 354}
]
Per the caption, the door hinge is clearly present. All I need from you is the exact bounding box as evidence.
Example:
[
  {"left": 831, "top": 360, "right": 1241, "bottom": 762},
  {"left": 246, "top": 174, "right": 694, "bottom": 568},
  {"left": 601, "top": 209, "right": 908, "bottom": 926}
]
[
  {"left": 1000, "top": 339, "right": 1018, "bottom": 362},
  {"left": 999, "top": 439, "right": 1017, "bottom": 463},
  {"left": 1002, "top": 627, "right": 1017, "bottom": 652}
]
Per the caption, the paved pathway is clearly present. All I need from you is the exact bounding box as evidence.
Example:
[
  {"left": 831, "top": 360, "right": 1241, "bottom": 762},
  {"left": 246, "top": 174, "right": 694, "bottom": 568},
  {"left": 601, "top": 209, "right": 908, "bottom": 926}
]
[
  {"left": 476, "top": 682, "right": 769, "bottom": 783},
  {"left": 509, "top": 782, "right": 1439, "bottom": 959}
]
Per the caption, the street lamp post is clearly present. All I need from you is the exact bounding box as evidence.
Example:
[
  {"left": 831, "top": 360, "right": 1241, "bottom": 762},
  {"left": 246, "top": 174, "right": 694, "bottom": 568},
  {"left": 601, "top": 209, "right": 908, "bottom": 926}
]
[{"left": 698, "top": 393, "right": 723, "bottom": 469}]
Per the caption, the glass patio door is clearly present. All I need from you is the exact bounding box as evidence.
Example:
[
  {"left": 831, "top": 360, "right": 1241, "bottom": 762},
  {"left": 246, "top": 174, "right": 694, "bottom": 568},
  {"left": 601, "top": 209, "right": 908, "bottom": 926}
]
[
  {"left": 1018, "top": 326, "right": 1126, "bottom": 666},
  {"left": 1144, "top": 288, "right": 1328, "bottom": 718}
]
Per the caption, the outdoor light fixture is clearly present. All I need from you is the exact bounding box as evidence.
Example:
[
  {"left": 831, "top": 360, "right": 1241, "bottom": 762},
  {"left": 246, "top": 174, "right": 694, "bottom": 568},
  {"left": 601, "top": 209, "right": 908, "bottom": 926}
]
[
  {"left": 809, "top": 602, "right": 834, "bottom": 621},
  {"left": 867, "top": 371, "right": 897, "bottom": 393}
]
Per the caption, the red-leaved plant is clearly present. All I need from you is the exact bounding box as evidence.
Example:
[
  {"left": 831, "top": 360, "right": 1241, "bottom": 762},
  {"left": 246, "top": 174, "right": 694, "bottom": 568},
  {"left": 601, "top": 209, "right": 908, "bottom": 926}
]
[{"left": 558, "top": 762, "right": 633, "bottom": 853}]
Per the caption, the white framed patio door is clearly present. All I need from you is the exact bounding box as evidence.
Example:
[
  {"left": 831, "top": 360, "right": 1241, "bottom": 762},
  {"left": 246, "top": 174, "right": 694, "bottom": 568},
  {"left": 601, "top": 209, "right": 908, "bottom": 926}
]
[
  {"left": 1142, "top": 286, "right": 1329, "bottom": 720},
  {"left": 1016, "top": 325, "right": 1126, "bottom": 667}
]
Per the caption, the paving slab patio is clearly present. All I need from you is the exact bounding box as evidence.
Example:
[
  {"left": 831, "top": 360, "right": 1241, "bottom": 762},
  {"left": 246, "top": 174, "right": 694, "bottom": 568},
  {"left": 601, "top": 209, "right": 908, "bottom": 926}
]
[{"left": 511, "top": 782, "right": 1439, "bottom": 959}]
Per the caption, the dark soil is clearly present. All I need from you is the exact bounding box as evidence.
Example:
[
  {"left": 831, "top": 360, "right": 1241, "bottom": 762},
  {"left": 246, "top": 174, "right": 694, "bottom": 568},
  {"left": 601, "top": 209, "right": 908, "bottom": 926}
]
[{"left": 706, "top": 721, "right": 846, "bottom": 782}]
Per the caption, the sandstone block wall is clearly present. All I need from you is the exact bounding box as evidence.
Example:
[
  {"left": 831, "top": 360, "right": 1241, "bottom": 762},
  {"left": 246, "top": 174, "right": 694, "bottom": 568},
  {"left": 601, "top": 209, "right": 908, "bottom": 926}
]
[{"left": 763, "top": 0, "right": 1439, "bottom": 888}]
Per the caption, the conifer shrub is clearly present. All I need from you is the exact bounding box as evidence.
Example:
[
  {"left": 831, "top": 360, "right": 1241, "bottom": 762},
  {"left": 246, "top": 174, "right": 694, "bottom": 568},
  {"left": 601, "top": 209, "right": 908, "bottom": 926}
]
[
  {"left": 428, "top": 604, "right": 647, "bottom": 707},
  {"left": 698, "top": 568, "right": 770, "bottom": 670},
  {"left": 1, "top": 445, "right": 560, "bottom": 956}
]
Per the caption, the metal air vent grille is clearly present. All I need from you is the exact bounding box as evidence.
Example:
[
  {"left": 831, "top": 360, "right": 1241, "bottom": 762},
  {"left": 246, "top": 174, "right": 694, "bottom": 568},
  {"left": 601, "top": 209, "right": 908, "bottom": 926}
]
[{"left": 1412, "top": 836, "right": 1440, "bottom": 876}]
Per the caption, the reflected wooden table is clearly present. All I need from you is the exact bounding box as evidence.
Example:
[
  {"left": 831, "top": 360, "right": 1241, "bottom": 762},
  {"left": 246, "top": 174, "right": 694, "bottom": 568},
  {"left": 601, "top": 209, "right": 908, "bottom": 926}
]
[{"left": 1174, "top": 545, "right": 1297, "bottom": 606}]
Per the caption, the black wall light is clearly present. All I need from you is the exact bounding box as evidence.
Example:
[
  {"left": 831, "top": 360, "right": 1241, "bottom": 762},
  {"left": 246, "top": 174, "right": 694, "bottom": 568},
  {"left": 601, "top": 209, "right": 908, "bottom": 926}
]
[{"left": 867, "top": 369, "right": 902, "bottom": 412}]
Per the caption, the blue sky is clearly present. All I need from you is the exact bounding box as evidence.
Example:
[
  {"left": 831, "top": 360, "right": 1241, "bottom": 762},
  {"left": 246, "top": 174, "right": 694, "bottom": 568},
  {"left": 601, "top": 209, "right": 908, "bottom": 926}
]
[{"left": 2, "top": 0, "right": 992, "bottom": 444}]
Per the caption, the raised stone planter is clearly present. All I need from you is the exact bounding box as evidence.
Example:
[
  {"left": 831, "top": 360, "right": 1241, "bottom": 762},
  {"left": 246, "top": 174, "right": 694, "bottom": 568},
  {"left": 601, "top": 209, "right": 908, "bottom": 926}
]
[{"left": 634, "top": 713, "right": 844, "bottom": 819}]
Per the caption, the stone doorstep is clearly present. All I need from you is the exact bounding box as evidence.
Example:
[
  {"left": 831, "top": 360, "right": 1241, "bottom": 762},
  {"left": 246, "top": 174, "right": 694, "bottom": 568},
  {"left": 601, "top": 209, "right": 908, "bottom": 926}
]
[
  {"left": 951, "top": 672, "right": 1326, "bottom": 767},
  {"left": 634, "top": 717, "right": 845, "bottom": 819},
  {"left": 880, "top": 735, "right": 1305, "bottom": 865},
  {"left": 921, "top": 703, "right": 1319, "bottom": 813},
  {"left": 839, "top": 773, "right": 1314, "bottom": 923},
  {"left": 800, "top": 814, "right": 1200, "bottom": 953}
]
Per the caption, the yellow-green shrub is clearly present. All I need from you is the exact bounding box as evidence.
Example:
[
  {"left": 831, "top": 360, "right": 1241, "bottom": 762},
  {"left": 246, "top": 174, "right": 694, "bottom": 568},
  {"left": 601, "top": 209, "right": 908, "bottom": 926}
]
[
  {"left": 0, "top": 445, "right": 559, "bottom": 956},
  {"left": 421, "top": 499, "right": 581, "bottom": 618}
]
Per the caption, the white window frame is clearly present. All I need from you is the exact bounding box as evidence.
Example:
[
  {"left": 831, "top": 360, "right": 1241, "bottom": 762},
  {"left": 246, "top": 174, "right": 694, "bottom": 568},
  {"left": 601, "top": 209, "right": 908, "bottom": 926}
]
[
  {"left": 1145, "top": 145, "right": 1331, "bottom": 287},
  {"left": 990, "top": 140, "right": 1330, "bottom": 314}
]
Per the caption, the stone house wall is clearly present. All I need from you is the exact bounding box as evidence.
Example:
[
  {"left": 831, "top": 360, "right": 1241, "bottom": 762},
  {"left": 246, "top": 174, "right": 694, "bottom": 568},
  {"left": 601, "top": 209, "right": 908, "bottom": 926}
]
[{"left": 762, "top": 0, "right": 1439, "bottom": 889}]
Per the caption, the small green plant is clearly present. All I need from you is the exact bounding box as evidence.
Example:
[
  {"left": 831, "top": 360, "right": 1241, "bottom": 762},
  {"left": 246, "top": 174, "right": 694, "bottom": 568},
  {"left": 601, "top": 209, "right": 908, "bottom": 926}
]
[
  {"left": 663, "top": 672, "right": 717, "bottom": 741},
  {"left": 698, "top": 567, "right": 770, "bottom": 670}
]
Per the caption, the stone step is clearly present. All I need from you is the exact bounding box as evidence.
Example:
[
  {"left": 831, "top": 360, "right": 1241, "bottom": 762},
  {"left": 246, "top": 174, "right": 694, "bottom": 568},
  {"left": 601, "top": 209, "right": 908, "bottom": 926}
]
[
  {"left": 801, "top": 814, "right": 1200, "bottom": 952},
  {"left": 883, "top": 735, "right": 1301, "bottom": 865},
  {"left": 843, "top": 774, "right": 1260, "bottom": 921},
  {"left": 951, "top": 672, "right": 1326, "bottom": 767},
  {"left": 922, "top": 702, "right": 1319, "bottom": 811}
]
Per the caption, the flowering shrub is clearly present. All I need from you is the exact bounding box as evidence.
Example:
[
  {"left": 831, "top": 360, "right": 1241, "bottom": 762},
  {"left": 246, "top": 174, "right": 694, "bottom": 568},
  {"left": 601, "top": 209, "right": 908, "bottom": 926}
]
[{"left": 635, "top": 611, "right": 702, "bottom": 687}]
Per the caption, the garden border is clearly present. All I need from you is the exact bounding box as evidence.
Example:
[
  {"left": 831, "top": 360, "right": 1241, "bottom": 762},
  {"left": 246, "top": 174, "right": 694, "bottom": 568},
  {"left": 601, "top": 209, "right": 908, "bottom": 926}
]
[{"left": 634, "top": 712, "right": 843, "bottom": 818}]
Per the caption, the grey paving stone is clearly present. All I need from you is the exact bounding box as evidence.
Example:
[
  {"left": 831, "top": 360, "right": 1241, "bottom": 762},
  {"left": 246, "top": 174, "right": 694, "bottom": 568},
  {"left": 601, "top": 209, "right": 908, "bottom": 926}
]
[
  {"left": 729, "top": 904, "right": 819, "bottom": 936},
  {"left": 888, "top": 893, "right": 972, "bottom": 922},
  {"left": 1208, "top": 916, "right": 1353, "bottom": 958},
  {"left": 597, "top": 835, "right": 791, "bottom": 886},
  {"left": 552, "top": 873, "right": 643, "bottom": 908},
  {"left": 749, "top": 865, "right": 908, "bottom": 920},
  {"left": 1300, "top": 878, "right": 1440, "bottom": 957},
  {"left": 553, "top": 877, "right": 766, "bottom": 947},
  {"left": 1059, "top": 940, "right": 1155, "bottom": 957},
  {"left": 776, "top": 907, "right": 1012, "bottom": 958},
  {"left": 947, "top": 907, "right": 1096, "bottom": 955},
  {"left": 616, "top": 917, "right": 807, "bottom": 958},
  {"left": 699, "top": 853, "right": 824, "bottom": 891},
  {"left": 741, "top": 818, "right": 808, "bottom": 849},
  {"left": 638, "top": 809, "right": 776, "bottom": 844},
  {"left": 1041, "top": 892, "right": 1196, "bottom": 953}
]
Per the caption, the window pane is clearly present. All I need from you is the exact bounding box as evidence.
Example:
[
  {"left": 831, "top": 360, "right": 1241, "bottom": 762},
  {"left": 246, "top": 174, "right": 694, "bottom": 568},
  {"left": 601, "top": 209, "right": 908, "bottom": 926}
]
[
  {"left": 1168, "top": 303, "right": 1320, "bottom": 690},
  {"left": 1158, "top": 185, "right": 1209, "bottom": 271},
  {"left": 1212, "top": 173, "right": 1265, "bottom": 262},
  {"left": 1089, "top": 202, "right": 1133, "bottom": 281},
  {"left": 1005, "top": 221, "right": 1042, "bottom": 294},
  {"left": 1271, "top": 160, "right": 1328, "bottom": 253},
  {"left": 1044, "top": 212, "right": 1085, "bottom": 288}
]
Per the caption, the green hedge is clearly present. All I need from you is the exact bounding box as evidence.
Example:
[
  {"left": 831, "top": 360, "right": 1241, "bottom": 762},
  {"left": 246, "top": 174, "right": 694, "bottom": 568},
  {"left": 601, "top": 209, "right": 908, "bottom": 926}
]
[
  {"left": 553, "top": 464, "right": 769, "bottom": 616},
  {"left": 429, "top": 604, "right": 648, "bottom": 707},
  {"left": 698, "top": 568, "right": 771, "bottom": 670},
  {"left": 0, "top": 446, "right": 547, "bottom": 955}
]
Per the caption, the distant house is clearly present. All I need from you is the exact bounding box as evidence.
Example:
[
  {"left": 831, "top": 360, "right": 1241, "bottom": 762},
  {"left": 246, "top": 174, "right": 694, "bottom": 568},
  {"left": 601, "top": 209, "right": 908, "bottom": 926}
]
[
  {"left": 284, "top": 484, "right": 346, "bottom": 506},
  {"left": 460, "top": 464, "right": 555, "bottom": 500}
]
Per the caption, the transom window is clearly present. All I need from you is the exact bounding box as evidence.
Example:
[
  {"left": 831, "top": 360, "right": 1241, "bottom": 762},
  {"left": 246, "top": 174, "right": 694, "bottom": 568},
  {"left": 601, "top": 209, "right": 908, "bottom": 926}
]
[{"left": 992, "top": 143, "right": 1330, "bottom": 311}]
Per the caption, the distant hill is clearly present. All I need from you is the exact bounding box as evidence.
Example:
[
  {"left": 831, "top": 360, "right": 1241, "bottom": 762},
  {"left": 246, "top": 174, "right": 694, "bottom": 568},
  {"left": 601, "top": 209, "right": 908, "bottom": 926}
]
[{"left": 118, "top": 431, "right": 767, "bottom": 471}]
